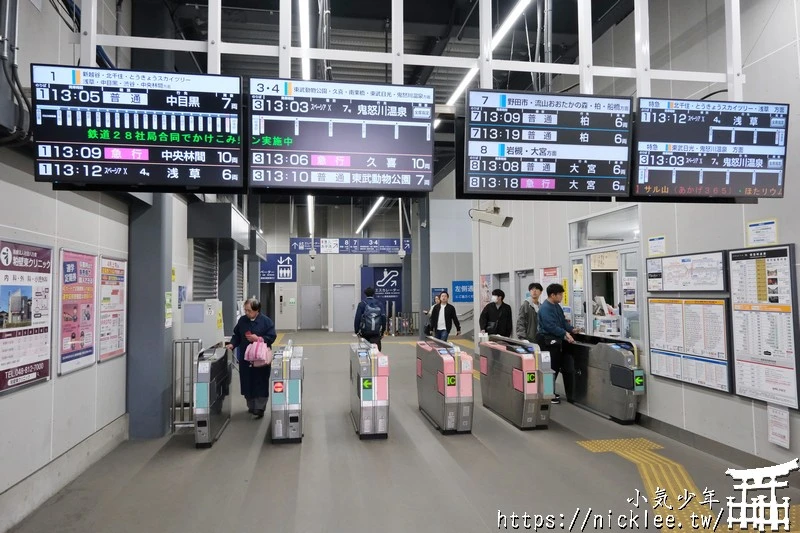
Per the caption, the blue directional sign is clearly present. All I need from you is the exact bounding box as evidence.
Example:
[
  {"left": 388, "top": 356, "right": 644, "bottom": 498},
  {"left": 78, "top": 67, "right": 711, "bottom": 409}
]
[
  {"left": 260, "top": 254, "right": 296, "bottom": 283},
  {"left": 290, "top": 237, "right": 412, "bottom": 255},
  {"left": 361, "top": 266, "right": 403, "bottom": 313},
  {"left": 452, "top": 280, "right": 474, "bottom": 303},
  {"left": 431, "top": 287, "right": 447, "bottom": 305}
]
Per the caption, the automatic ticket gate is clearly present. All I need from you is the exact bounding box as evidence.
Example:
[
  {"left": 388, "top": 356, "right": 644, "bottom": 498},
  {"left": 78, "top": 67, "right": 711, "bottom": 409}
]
[
  {"left": 270, "top": 341, "right": 304, "bottom": 443},
  {"left": 349, "top": 339, "right": 390, "bottom": 439},
  {"left": 478, "top": 335, "right": 555, "bottom": 429},
  {"left": 194, "top": 347, "right": 232, "bottom": 448},
  {"left": 570, "top": 339, "right": 645, "bottom": 424},
  {"left": 416, "top": 337, "right": 474, "bottom": 433}
]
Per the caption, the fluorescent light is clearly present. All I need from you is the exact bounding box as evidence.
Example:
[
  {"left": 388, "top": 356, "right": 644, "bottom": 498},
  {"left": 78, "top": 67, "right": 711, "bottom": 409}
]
[
  {"left": 434, "top": 119, "right": 441, "bottom": 128},
  {"left": 307, "top": 194, "right": 315, "bottom": 236},
  {"left": 298, "top": 0, "right": 311, "bottom": 80},
  {"left": 435, "top": 0, "right": 531, "bottom": 129},
  {"left": 356, "top": 196, "right": 385, "bottom": 234},
  {"left": 491, "top": 0, "right": 532, "bottom": 51}
]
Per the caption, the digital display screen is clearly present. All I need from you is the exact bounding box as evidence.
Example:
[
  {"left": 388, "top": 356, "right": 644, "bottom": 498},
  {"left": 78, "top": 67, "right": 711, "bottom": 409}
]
[
  {"left": 635, "top": 98, "right": 789, "bottom": 198},
  {"left": 463, "top": 89, "right": 633, "bottom": 197},
  {"left": 31, "top": 64, "right": 243, "bottom": 189},
  {"left": 248, "top": 79, "right": 435, "bottom": 193}
]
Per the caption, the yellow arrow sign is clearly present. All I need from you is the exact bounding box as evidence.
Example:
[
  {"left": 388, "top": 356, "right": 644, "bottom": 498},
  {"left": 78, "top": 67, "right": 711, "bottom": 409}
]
[{"left": 577, "top": 438, "right": 800, "bottom": 531}]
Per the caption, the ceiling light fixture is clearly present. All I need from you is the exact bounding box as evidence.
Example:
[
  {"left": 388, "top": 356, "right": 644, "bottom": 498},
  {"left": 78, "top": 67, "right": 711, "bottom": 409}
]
[
  {"left": 298, "top": 0, "right": 311, "bottom": 80},
  {"left": 307, "top": 194, "right": 315, "bottom": 236},
  {"left": 356, "top": 196, "right": 386, "bottom": 234}
]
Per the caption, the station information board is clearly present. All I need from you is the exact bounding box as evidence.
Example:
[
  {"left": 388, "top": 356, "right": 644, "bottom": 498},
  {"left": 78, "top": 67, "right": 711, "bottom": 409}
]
[
  {"left": 31, "top": 65, "right": 243, "bottom": 189},
  {"left": 729, "top": 245, "right": 799, "bottom": 408},
  {"left": 635, "top": 98, "right": 790, "bottom": 198},
  {"left": 248, "top": 79, "right": 435, "bottom": 193},
  {"left": 462, "top": 89, "right": 633, "bottom": 197}
]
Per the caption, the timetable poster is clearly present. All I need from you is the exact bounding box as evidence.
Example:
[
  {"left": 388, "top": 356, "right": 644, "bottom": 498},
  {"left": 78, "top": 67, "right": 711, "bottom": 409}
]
[
  {"left": 99, "top": 257, "right": 126, "bottom": 361},
  {"left": 648, "top": 298, "right": 731, "bottom": 392},
  {"left": 0, "top": 240, "right": 53, "bottom": 393},
  {"left": 729, "top": 245, "right": 799, "bottom": 409},
  {"left": 59, "top": 250, "right": 97, "bottom": 374}
]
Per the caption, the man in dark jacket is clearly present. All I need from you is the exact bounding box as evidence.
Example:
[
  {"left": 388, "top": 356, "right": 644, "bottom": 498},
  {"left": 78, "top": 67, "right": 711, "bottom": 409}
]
[
  {"left": 479, "top": 289, "right": 513, "bottom": 337},
  {"left": 428, "top": 291, "right": 461, "bottom": 341},
  {"left": 536, "top": 283, "right": 576, "bottom": 404},
  {"left": 226, "top": 298, "right": 277, "bottom": 418},
  {"left": 354, "top": 287, "right": 387, "bottom": 351}
]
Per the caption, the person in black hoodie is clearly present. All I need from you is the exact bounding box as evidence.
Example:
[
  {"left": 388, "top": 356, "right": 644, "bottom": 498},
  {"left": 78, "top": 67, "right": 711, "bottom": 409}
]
[
  {"left": 479, "top": 289, "right": 513, "bottom": 337},
  {"left": 428, "top": 291, "right": 461, "bottom": 341}
]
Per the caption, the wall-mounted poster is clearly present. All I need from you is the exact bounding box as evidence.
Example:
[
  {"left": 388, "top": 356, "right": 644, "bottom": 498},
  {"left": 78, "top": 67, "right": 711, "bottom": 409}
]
[
  {"left": 59, "top": 250, "right": 97, "bottom": 375},
  {"left": 0, "top": 240, "right": 53, "bottom": 393},
  {"left": 479, "top": 275, "right": 492, "bottom": 309},
  {"left": 99, "top": 257, "right": 127, "bottom": 362}
]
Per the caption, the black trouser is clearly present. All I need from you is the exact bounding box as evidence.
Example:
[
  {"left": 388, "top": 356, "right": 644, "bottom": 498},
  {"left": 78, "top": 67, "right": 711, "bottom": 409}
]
[
  {"left": 364, "top": 334, "right": 382, "bottom": 351},
  {"left": 536, "top": 334, "right": 573, "bottom": 400}
]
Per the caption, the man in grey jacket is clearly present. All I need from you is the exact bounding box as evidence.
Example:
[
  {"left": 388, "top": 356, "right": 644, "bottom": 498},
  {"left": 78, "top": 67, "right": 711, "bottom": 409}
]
[{"left": 516, "top": 283, "right": 543, "bottom": 342}]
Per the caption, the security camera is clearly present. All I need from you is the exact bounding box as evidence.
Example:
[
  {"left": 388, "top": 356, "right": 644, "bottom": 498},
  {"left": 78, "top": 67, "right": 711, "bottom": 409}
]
[
  {"left": 309, "top": 248, "right": 316, "bottom": 260},
  {"left": 469, "top": 206, "right": 513, "bottom": 228},
  {"left": 310, "top": 264, "right": 316, "bottom": 272},
  {"left": 398, "top": 249, "right": 407, "bottom": 259}
]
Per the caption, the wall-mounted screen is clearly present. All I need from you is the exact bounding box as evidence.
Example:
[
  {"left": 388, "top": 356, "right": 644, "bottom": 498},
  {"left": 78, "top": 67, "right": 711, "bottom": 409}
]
[
  {"left": 31, "top": 64, "right": 243, "bottom": 190},
  {"left": 461, "top": 89, "right": 633, "bottom": 198},
  {"left": 728, "top": 245, "right": 799, "bottom": 409},
  {"left": 248, "top": 79, "right": 435, "bottom": 193},
  {"left": 634, "top": 98, "right": 789, "bottom": 198}
]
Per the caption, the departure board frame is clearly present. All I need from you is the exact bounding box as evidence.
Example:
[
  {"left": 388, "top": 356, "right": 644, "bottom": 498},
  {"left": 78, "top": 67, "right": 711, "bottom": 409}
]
[
  {"left": 633, "top": 97, "right": 790, "bottom": 200},
  {"left": 30, "top": 63, "right": 244, "bottom": 193},
  {"left": 647, "top": 297, "right": 734, "bottom": 394},
  {"left": 247, "top": 77, "right": 436, "bottom": 197},
  {"left": 457, "top": 88, "right": 634, "bottom": 201},
  {"left": 728, "top": 244, "right": 800, "bottom": 410},
  {"left": 646, "top": 250, "right": 728, "bottom": 293}
]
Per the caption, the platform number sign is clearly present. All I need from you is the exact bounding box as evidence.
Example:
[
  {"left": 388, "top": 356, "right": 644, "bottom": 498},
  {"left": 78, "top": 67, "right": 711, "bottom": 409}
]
[
  {"left": 446, "top": 375, "right": 456, "bottom": 386},
  {"left": 526, "top": 372, "right": 536, "bottom": 384}
]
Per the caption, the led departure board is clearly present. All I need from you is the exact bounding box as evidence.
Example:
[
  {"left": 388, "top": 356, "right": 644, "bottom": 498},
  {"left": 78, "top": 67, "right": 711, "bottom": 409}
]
[
  {"left": 635, "top": 98, "right": 790, "bottom": 198},
  {"left": 462, "top": 89, "right": 633, "bottom": 198},
  {"left": 31, "top": 64, "right": 242, "bottom": 189},
  {"left": 248, "top": 79, "right": 435, "bottom": 193}
]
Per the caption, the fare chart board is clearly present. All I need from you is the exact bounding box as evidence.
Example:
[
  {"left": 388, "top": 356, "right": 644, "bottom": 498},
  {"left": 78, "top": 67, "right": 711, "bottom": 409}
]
[
  {"left": 635, "top": 98, "right": 790, "bottom": 198},
  {"left": 646, "top": 251, "right": 726, "bottom": 292},
  {"left": 249, "top": 79, "right": 435, "bottom": 192},
  {"left": 647, "top": 298, "right": 732, "bottom": 392},
  {"left": 463, "top": 90, "right": 633, "bottom": 197},
  {"left": 31, "top": 64, "right": 243, "bottom": 188},
  {"left": 729, "top": 245, "right": 799, "bottom": 408}
]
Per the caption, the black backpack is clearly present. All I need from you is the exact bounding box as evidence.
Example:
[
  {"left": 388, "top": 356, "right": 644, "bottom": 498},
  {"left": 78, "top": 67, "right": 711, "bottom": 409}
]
[{"left": 360, "top": 299, "right": 383, "bottom": 335}]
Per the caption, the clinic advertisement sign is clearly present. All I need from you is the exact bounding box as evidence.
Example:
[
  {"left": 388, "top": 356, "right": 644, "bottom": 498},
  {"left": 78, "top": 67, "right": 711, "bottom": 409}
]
[
  {"left": 361, "top": 266, "right": 403, "bottom": 313},
  {"left": 452, "top": 280, "right": 474, "bottom": 302},
  {"left": 59, "top": 250, "right": 97, "bottom": 375},
  {"left": 0, "top": 240, "right": 53, "bottom": 393},
  {"left": 260, "top": 254, "right": 296, "bottom": 283}
]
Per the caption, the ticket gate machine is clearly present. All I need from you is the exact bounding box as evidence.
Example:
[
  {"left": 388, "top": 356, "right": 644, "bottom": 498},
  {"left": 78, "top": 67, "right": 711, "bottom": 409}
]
[
  {"left": 571, "top": 340, "right": 645, "bottom": 424},
  {"left": 478, "top": 335, "right": 555, "bottom": 429},
  {"left": 194, "top": 347, "right": 232, "bottom": 448},
  {"left": 416, "top": 337, "right": 474, "bottom": 433},
  {"left": 270, "top": 341, "right": 304, "bottom": 443},
  {"left": 349, "top": 339, "right": 390, "bottom": 439}
]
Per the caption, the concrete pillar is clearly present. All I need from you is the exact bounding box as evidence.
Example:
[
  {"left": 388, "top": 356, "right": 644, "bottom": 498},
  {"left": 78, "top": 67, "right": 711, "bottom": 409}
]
[{"left": 218, "top": 241, "right": 237, "bottom": 335}]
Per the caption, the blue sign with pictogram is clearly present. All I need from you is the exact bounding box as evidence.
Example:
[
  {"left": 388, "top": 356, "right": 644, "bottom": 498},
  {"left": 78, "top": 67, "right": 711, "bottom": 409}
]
[
  {"left": 260, "top": 254, "right": 296, "bottom": 283},
  {"left": 452, "top": 280, "right": 474, "bottom": 302}
]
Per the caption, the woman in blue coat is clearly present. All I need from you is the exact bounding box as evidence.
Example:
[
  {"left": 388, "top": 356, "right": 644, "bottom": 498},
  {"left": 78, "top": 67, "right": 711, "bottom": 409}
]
[{"left": 225, "top": 298, "right": 277, "bottom": 418}]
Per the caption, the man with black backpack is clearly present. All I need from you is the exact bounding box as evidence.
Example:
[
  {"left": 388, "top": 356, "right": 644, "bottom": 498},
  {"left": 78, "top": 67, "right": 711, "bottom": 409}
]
[{"left": 354, "top": 287, "right": 387, "bottom": 350}]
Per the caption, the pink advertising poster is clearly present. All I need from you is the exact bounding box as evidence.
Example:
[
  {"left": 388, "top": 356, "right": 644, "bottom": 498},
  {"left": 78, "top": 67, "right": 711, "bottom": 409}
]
[
  {"left": 0, "top": 240, "right": 53, "bottom": 393},
  {"left": 59, "top": 250, "right": 97, "bottom": 375},
  {"left": 99, "top": 257, "right": 127, "bottom": 361}
]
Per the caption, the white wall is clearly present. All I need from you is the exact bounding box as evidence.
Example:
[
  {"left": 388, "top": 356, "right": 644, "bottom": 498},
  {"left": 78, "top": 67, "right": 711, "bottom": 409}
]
[
  {"left": 0, "top": 148, "right": 129, "bottom": 494},
  {"left": 476, "top": 0, "right": 800, "bottom": 463}
]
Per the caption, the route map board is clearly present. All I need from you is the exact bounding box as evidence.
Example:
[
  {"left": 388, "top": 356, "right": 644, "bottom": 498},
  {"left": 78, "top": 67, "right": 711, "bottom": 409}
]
[
  {"left": 248, "top": 79, "right": 435, "bottom": 193},
  {"left": 646, "top": 251, "right": 726, "bottom": 293},
  {"left": 648, "top": 297, "right": 732, "bottom": 392},
  {"left": 461, "top": 89, "right": 633, "bottom": 198},
  {"left": 635, "top": 98, "right": 790, "bottom": 198},
  {"left": 31, "top": 64, "right": 243, "bottom": 190},
  {"left": 728, "top": 245, "right": 800, "bottom": 409}
]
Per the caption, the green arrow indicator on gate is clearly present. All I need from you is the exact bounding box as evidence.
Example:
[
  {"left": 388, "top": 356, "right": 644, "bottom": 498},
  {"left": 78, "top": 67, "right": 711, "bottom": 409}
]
[
  {"left": 362, "top": 378, "right": 372, "bottom": 390},
  {"left": 634, "top": 376, "right": 644, "bottom": 386}
]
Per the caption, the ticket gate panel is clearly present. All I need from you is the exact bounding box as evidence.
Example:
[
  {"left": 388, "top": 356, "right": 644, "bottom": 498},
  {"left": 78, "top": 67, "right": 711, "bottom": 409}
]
[
  {"left": 416, "top": 338, "right": 474, "bottom": 434},
  {"left": 194, "top": 347, "right": 232, "bottom": 448},
  {"left": 350, "top": 342, "right": 389, "bottom": 439},
  {"left": 270, "top": 344, "right": 304, "bottom": 443}
]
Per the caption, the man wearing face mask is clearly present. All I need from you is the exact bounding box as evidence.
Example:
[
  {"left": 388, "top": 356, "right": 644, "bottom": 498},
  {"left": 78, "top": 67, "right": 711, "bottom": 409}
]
[
  {"left": 226, "top": 298, "right": 277, "bottom": 419},
  {"left": 479, "top": 289, "right": 513, "bottom": 337}
]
